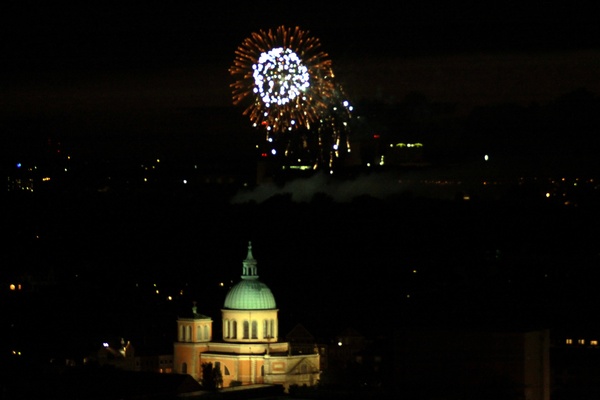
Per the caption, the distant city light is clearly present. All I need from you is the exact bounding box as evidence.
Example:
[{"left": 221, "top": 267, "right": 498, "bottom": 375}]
[{"left": 484, "top": 154, "right": 489, "bottom": 161}]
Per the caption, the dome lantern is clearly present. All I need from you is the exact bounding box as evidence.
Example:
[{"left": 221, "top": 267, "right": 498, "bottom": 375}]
[{"left": 242, "top": 241, "right": 258, "bottom": 279}]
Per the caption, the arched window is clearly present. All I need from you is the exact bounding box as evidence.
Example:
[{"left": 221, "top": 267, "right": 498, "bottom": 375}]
[
  {"left": 269, "top": 319, "right": 275, "bottom": 339},
  {"left": 224, "top": 366, "right": 230, "bottom": 375},
  {"left": 263, "top": 320, "right": 268, "bottom": 339},
  {"left": 186, "top": 325, "right": 192, "bottom": 342},
  {"left": 204, "top": 325, "right": 209, "bottom": 340},
  {"left": 252, "top": 321, "right": 258, "bottom": 339},
  {"left": 182, "top": 362, "right": 187, "bottom": 374},
  {"left": 224, "top": 319, "right": 229, "bottom": 339},
  {"left": 261, "top": 365, "right": 265, "bottom": 376},
  {"left": 232, "top": 320, "right": 237, "bottom": 339},
  {"left": 196, "top": 325, "right": 202, "bottom": 341},
  {"left": 243, "top": 321, "right": 250, "bottom": 339},
  {"left": 179, "top": 325, "right": 185, "bottom": 342}
]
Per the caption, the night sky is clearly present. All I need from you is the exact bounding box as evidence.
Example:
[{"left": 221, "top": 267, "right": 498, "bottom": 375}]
[
  {"left": 4, "top": 3, "right": 600, "bottom": 375},
  {"left": 2, "top": 2, "right": 599, "bottom": 159}
]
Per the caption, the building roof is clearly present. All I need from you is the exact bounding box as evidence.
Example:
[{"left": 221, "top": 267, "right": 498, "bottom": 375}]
[
  {"left": 223, "top": 242, "right": 277, "bottom": 310},
  {"left": 286, "top": 323, "right": 315, "bottom": 342}
]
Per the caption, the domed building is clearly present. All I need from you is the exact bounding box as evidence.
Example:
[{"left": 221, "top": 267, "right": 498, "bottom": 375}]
[{"left": 173, "top": 242, "right": 321, "bottom": 390}]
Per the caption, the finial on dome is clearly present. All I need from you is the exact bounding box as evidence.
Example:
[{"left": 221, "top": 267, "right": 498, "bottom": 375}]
[
  {"left": 247, "top": 241, "right": 254, "bottom": 260},
  {"left": 242, "top": 241, "right": 258, "bottom": 279}
]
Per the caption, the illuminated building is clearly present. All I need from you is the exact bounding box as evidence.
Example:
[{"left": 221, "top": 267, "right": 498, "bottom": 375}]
[{"left": 173, "top": 242, "right": 320, "bottom": 391}]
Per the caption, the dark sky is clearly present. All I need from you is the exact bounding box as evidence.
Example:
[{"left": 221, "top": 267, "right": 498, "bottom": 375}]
[
  {"left": 3, "top": 3, "right": 600, "bottom": 349},
  {"left": 2, "top": 1, "right": 599, "bottom": 158}
]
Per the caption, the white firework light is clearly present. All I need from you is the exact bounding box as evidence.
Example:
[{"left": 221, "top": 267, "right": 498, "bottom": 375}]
[
  {"left": 253, "top": 47, "right": 310, "bottom": 108},
  {"left": 230, "top": 25, "right": 352, "bottom": 171}
]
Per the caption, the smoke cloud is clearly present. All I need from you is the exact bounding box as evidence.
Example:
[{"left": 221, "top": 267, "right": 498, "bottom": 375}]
[{"left": 230, "top": 168, "right": 482, "bottom": 204}]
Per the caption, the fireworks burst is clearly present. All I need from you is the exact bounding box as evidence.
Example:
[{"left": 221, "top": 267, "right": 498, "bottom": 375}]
[
  {"left": 230, "top": 25, "right": 353, "bottom": 173},
  {"left": 230, "top": 25, "right": 335, "bottom": 134}
]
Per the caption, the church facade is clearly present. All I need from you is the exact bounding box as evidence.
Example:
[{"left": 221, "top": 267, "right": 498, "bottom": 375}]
[{"left": 173, "top": 242, "right": 321, "bottom": 391}]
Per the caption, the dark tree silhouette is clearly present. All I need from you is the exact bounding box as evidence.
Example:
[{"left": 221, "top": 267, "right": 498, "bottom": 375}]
[{"left": 201, "top": 362, "right": 223, "bottom": 390}]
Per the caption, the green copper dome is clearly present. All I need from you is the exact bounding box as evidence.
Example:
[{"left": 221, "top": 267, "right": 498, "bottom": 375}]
[{"left": 223, "top": 242, "right": 276, "bottom": 310}]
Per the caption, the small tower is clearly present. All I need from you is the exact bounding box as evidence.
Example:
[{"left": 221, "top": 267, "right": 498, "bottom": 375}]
[{"left": 173, "top": 302, "right": 213, "bottom": 380}]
